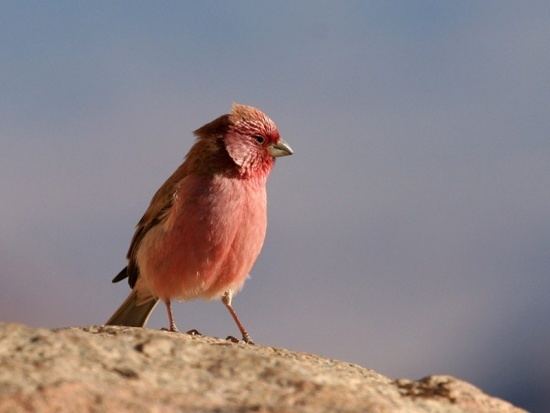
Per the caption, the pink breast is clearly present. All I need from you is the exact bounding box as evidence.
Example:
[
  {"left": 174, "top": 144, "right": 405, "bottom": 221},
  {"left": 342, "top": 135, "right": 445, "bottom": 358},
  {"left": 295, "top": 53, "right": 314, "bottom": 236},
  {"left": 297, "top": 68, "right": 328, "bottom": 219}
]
[{"left": 137, "top": 174, "right": 267, "bottom": 301}]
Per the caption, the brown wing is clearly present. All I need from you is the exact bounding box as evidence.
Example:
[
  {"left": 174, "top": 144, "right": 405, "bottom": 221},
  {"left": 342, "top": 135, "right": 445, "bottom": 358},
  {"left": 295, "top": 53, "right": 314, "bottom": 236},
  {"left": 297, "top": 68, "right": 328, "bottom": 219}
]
[{"left": 112, "top": 161, "right": 189, "bottom": 288}]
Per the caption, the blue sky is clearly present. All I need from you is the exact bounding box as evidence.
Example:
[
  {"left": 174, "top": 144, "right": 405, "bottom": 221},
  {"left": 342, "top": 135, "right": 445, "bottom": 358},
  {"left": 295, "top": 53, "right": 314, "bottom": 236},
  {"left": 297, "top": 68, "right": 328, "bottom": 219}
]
[{"left": 1, "top": 1, "right": 549, "bottom": 410}]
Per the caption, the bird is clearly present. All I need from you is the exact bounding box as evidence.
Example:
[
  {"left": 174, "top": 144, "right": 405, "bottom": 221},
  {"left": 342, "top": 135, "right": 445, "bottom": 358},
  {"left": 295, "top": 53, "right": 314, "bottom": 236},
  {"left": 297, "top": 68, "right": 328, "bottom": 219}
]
[{"left": 105, "top": 103, "right": 293, "bottom": 343}]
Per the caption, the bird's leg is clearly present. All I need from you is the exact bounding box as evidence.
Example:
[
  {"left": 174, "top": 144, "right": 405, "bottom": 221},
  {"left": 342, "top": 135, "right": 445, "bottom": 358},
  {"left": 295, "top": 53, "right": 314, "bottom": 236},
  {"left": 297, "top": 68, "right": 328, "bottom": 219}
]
[
  {"left": 163, "top": 299, "right": 179, "bottom": 333},
  {"left": 222, "top": 290, "right": 254, "bottom": 344},
  {"left": 161, "top": 300, "right": 202, "bottom": 336}
]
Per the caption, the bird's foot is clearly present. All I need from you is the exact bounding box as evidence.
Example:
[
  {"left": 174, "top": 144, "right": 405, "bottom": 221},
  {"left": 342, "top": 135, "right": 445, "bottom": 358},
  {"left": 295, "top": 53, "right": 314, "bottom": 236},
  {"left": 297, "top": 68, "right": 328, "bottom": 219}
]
[
  {"left": 226, "top": 335, "right": 255, "bottom": 345},
  {"left": 186, "top": 329, "right": 202, "bottom": 336},
  {"left": 161, "top": 326, "right": 180, "bottom": 333},
  {"left": 242, "top": 333, "right": 255, "bottom": 345}
]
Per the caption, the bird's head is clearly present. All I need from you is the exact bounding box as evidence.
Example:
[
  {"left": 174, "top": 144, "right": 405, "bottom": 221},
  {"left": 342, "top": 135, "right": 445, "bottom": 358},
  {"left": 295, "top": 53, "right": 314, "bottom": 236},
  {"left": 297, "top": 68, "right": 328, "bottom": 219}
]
[{"left": 193, "top": 103, "right": 293, "bottom": 178}]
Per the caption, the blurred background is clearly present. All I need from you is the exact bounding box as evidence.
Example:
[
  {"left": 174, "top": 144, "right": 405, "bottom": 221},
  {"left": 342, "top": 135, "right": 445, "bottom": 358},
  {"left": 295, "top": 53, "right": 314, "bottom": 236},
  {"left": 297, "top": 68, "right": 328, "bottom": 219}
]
[{"left": 1, "top": 1, "right": 549, "bottom": 411}]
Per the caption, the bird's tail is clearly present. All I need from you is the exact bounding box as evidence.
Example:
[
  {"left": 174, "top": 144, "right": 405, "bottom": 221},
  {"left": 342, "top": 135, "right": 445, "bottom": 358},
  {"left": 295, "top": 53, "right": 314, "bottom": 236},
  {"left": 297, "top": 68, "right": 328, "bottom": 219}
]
[{"left": 106, "top": 289, "right": 159, "bottom": 327}]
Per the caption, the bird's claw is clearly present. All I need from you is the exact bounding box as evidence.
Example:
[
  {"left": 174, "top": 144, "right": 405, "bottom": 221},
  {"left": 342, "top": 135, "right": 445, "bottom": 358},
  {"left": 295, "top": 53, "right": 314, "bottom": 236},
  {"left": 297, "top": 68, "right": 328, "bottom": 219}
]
[
  {"left": 161, "top": 327, "right": 180, "bottom": 333},
  {"left": 226, "top": 335, "right": 240, "bottom": 343},
  {"left": 226, "top": 335, "right": 255, "bottom": 345}
]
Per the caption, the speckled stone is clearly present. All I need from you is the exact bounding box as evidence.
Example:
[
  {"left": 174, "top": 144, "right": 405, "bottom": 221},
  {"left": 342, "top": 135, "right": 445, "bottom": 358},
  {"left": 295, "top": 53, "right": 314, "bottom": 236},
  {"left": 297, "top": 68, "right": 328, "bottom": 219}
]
[{"left": 0, "top": 323, "right": 524, "bottom": 413}]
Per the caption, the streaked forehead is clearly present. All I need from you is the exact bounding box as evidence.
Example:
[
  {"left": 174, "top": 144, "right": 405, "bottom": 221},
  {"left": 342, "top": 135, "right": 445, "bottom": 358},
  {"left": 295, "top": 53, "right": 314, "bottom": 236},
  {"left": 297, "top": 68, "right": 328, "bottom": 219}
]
[{"left": 230, "top": 103, "right": 279, "bottom": 138}]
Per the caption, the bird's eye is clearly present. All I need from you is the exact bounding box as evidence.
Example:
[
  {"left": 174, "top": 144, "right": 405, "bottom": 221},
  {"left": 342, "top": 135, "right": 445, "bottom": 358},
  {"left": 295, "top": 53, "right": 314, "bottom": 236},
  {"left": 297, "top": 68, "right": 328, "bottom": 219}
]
[{"left": 254, "top": 135, "right": 265, "bottom": 145}]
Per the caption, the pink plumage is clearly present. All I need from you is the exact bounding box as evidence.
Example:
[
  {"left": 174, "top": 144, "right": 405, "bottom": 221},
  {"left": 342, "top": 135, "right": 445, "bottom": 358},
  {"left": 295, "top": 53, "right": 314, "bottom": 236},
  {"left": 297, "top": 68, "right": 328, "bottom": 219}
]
[
  {"left": 138, "top": 174, "right": 267, "bottom": 300},
  {"left": 106, "top": 103, "right": 293, "bottom": 343}
]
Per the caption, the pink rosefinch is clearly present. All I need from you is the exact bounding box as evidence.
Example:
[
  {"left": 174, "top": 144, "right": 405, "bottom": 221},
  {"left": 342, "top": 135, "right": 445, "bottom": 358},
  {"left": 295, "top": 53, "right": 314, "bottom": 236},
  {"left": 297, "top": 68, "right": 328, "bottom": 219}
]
[{"left": 106, "top": 103, "right": 293, "bottom": 343}]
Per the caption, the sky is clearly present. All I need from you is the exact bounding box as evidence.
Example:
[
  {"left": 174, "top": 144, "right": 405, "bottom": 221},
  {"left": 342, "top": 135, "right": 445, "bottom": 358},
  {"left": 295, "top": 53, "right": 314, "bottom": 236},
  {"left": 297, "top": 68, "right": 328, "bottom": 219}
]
[{"left": 1, "top": 1, "right": 549, "bottom": 411}]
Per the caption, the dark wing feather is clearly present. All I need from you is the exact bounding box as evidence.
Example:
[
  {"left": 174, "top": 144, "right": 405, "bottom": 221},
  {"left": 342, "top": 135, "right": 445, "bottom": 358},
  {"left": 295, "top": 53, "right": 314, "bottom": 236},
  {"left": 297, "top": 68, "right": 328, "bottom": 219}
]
[
  {"left": 112, "top": 162, "right": 189, "bottom": 288},
  {"left": 112, "top": 267, "right": 128, "bottom": 283}
]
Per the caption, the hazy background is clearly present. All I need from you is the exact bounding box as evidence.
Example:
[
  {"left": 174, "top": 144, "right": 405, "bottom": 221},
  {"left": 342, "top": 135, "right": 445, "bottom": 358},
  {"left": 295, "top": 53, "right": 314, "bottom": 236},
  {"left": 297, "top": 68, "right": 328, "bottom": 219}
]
[{"left": 1, "top": 1, "right": 549, "bottom": 410}]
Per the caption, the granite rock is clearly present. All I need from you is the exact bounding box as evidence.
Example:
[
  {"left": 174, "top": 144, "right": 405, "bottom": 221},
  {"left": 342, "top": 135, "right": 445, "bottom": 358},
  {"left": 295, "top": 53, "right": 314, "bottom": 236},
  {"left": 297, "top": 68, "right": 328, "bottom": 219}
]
[{"left": 0, "top": 323, "right": 524, "bottom": 413}]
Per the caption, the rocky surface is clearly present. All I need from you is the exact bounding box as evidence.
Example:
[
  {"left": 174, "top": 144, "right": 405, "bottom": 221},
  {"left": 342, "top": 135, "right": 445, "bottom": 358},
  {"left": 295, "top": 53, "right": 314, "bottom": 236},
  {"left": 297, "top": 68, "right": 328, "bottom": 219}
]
[{"left": 0, "top": 323, "right": 524, "bottom": 413}]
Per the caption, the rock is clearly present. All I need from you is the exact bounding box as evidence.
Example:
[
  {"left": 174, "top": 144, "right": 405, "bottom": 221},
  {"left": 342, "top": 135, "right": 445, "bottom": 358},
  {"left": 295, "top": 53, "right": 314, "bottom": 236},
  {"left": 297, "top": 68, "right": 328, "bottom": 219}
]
[{"left": 0, "top": 323, "right": 524, "bottom": 413}]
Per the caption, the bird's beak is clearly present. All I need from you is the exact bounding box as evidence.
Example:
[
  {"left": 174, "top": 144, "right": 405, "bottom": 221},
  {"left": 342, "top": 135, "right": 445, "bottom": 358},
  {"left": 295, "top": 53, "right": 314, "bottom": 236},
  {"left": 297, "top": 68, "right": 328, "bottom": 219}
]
[{"left": 268, "top": 139, "right": 294, "bottom": 157}]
